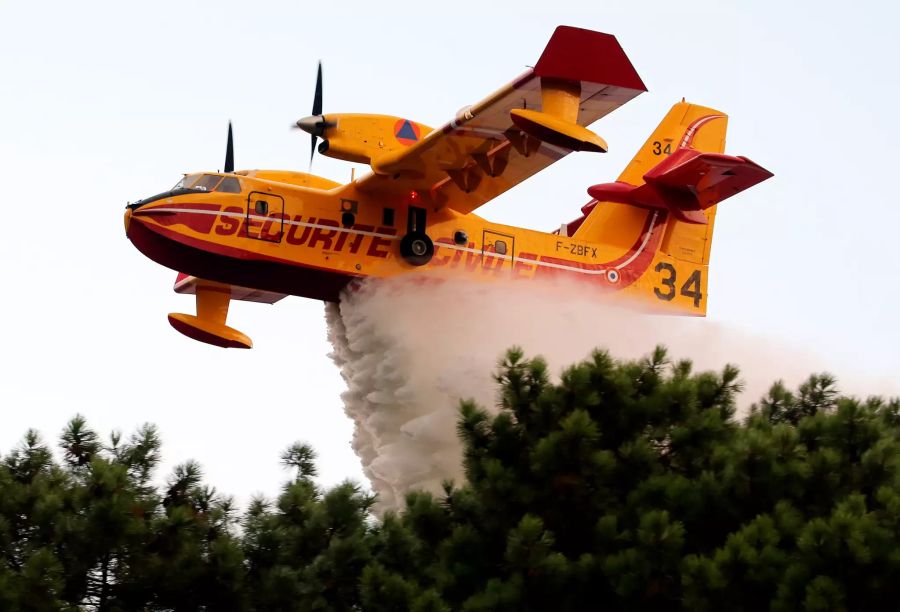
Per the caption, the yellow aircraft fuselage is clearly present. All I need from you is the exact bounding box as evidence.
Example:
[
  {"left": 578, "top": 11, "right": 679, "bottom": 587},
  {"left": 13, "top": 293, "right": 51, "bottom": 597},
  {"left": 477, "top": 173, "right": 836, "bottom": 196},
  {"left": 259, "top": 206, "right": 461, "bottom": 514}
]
[
  {"left": 126, "top": 167, "right": 682, "bottom": 307},
  {"left": 125, "top": 27, "right": 773, "bottom": 349}
]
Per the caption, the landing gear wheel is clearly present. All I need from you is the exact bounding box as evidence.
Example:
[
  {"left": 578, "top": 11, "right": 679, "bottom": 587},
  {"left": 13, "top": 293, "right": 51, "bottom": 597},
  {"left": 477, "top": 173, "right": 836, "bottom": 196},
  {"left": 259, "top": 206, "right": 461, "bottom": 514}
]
[{"left": 400, "top": 232, "right": 434, "bottom": 266}]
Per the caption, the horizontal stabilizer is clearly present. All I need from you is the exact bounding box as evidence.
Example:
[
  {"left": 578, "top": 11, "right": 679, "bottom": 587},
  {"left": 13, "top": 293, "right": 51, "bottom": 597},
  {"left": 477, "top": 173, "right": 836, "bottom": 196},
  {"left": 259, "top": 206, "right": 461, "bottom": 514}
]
[
  {"left": 645, "top": 148, "right": 774, "bottom": 208},
  {"left": 588, "top": 147, "right": 773, "bottom": 224}
]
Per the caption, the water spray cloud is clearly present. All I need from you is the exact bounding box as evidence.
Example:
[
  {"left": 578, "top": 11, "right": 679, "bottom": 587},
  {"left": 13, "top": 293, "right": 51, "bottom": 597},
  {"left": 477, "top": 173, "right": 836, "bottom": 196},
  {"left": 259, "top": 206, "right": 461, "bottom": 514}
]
[{"left": 327, "top": 274, "right": 896, "bottom": 514}]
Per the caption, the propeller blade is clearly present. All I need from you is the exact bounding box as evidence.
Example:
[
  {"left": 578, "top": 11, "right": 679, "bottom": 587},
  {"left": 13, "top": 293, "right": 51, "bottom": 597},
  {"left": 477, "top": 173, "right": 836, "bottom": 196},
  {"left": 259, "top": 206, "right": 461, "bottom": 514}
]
[
  {"left": 312, "top": 61, "right": 323, "bottom": 116},
  {"left": 310, "top": 61, "right": 323, "bottom": 167},
  {"left": 224, "top": 122, "right": 234, "bottom": 173}
]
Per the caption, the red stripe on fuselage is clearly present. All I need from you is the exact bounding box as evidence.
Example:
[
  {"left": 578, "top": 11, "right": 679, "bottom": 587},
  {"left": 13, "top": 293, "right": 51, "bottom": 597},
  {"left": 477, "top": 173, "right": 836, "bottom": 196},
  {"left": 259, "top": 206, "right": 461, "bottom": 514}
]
[
  {"left": 525, "top": 210, "right": 665, "bottom": 286},
  {"left": 133, "top": 202, "right": 222, "bottom": 234}
]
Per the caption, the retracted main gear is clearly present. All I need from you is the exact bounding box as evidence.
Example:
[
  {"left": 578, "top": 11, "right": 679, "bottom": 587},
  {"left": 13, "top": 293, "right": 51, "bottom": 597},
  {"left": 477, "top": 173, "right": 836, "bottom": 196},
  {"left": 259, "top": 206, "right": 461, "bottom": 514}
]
[
  {"left": 400, "top": 231, "right": 434, "bottom": 266},
  {"left": 401, "top": 205, "right": 434, "bottom": 266}
]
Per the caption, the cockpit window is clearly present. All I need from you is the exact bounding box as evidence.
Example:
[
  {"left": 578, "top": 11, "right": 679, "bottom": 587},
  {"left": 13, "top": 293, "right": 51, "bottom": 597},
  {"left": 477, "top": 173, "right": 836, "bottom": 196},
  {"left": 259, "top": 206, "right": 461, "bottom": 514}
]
[
  {"left": 172, "top": 173, "right": 201, "bottom": 190},
  {"left": 169, "top": 173, "right": 240, "bottom": 194},
  {"left": 193, "top": 174, "right": 223, "bottom": 192},
  {"left": 216, "top": 177, "right": 242, "bottom": 193}
]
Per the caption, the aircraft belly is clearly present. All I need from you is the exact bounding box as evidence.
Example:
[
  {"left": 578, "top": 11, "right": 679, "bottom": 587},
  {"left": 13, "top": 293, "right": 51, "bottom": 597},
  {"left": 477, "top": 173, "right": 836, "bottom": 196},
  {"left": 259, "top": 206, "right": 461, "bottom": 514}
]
[{"left": 127, "top": 218, "right": 354, "bottom": 301}]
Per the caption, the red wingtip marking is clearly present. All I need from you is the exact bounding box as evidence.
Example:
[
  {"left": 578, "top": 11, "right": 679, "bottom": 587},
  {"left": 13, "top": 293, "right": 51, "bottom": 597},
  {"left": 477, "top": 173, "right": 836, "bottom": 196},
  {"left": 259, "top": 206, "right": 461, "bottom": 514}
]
[{"left": 534, "top": 26, "right": 647, "bottom": 91}]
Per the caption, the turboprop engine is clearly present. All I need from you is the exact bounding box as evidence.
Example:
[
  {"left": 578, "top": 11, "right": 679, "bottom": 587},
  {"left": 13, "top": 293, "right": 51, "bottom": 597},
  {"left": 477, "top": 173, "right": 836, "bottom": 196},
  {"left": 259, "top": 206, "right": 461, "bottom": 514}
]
[{"left": 296, "top": 112, "right": 433, "bottom": 168}]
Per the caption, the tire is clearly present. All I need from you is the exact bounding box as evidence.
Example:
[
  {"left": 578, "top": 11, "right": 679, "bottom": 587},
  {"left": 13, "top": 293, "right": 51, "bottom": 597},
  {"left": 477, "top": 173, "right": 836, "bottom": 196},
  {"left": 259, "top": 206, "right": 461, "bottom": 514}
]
[{"left": 399, "top": 232, "right": 434, "bottom": 266}]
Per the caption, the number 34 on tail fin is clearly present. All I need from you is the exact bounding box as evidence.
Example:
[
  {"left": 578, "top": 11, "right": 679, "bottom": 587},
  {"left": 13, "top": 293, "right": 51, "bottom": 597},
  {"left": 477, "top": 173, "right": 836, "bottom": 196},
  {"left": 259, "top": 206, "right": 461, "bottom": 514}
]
[{"left": 569, "top": 101, "right": 773, "bottom": 317}]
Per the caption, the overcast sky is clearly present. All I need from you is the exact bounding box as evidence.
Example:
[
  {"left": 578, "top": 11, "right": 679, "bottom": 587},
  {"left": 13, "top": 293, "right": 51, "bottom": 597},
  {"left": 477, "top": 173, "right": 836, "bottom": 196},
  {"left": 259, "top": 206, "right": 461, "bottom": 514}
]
[{"left": 1, "top": 0, "right": 898, "bottom": 499}]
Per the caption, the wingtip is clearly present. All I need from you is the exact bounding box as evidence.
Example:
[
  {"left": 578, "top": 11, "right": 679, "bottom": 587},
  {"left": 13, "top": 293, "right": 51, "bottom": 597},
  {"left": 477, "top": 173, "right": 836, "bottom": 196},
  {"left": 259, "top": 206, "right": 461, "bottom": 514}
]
[{"left": 535, "top": 26, "right": 647, "bottom": 92}]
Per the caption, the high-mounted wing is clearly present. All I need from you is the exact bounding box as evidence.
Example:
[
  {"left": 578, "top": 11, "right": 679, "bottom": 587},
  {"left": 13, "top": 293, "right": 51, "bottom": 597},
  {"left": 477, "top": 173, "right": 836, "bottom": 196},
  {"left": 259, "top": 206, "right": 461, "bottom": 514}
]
[{"left": 352, "top": 26, "right": 647, "bottom": 215}]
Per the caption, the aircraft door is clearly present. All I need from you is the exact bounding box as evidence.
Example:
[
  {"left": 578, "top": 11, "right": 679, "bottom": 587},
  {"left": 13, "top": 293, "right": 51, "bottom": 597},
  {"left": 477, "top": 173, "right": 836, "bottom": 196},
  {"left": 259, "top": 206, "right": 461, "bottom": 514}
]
[
  {"left": 482, "top": 230, "right": 515, "bottom": 273},
  {"left": 246, "top": 191, "right": 285, "bottom": 243}
]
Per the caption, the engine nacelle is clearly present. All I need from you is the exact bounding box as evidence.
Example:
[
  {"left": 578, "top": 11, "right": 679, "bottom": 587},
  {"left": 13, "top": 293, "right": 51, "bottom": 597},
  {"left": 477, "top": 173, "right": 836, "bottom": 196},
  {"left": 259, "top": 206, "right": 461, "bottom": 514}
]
[{"left": 317, "top": 113, "right": 433, "bottom": 167}]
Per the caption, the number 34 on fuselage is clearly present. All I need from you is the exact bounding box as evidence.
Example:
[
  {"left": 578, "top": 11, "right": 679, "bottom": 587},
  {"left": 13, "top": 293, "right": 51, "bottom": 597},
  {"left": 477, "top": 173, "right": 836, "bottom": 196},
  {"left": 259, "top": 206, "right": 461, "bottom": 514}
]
[{"left": 124, "top": 26, "right": 772, "bottom": 349}]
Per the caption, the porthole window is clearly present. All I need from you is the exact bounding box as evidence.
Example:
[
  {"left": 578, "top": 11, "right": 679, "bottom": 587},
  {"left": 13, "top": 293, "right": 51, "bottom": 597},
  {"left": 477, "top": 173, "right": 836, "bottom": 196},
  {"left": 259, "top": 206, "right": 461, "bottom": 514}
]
[
  {"left": 494, "top": 240, "right": 508, "bottom": 255},
  {"left": 255, "top": 200, "right": 268, "bottom": 215},
  {"left": 453, "top": 230, "right": 468, "bottom": 245}
]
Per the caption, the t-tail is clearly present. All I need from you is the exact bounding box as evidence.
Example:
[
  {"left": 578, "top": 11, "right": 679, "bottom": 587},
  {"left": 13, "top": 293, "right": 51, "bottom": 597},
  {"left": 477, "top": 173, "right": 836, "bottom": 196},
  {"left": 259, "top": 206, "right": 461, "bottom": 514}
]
[{"left": 561, "top": 101, "right": 773, "bottom": 314}]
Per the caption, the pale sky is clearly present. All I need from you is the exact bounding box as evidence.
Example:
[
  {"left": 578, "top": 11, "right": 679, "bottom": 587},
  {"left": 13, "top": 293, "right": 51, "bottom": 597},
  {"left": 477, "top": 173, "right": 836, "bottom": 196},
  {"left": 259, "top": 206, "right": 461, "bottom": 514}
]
[{"left": 1, "top": 0, "right": 898, "bottom": 498}]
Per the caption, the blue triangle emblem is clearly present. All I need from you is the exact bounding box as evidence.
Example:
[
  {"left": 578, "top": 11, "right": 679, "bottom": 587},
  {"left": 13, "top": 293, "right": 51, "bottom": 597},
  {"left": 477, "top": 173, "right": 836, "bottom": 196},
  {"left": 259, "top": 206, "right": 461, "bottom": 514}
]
[{"left": 397, "top": 120, "right": 418, "bottom": 141}]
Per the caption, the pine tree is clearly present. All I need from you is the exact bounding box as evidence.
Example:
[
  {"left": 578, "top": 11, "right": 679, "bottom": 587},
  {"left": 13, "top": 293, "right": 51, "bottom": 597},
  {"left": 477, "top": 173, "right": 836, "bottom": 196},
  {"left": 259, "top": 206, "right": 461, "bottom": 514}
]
[
  {"left": 0, "top": 418, "right": 248, "bottom": 610},
  {"left": 1, "top": 346, "right": 897, "bottom": 609},
  {"left": 242, "top": 443, "right": 375, "bottom": 611},
  {"left": 363, "top": 347, "right": 900, "bottom": 610}
]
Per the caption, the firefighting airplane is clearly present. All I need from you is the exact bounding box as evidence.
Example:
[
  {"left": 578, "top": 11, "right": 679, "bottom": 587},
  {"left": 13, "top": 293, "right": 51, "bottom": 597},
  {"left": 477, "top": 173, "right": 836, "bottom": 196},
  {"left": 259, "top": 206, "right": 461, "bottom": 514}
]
[{"left": 124, "top": 26, "right": 772, "bottom": 349}]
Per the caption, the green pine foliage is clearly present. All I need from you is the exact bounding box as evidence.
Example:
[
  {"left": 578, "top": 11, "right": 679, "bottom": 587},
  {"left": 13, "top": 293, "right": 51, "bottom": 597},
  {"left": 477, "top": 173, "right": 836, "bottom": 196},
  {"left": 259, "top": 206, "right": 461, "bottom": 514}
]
[
  {"left": 358, "top": 347, "right": 900, "bottom": 610},
  {"left": 0, "top": 347, "right": 897, "bottom": 610}
]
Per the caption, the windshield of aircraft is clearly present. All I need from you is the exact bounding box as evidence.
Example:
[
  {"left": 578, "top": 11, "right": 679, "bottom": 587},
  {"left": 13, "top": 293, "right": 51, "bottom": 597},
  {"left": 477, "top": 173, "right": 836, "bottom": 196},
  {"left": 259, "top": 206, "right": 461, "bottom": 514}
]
[
  {"left": 171, "top": 173, "right": 242, "bottom": 193},
  {"left": 172, "top": 173, "right": 201, "bottom": 191}
]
